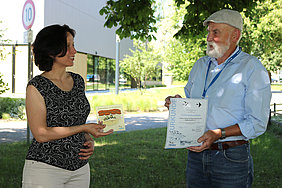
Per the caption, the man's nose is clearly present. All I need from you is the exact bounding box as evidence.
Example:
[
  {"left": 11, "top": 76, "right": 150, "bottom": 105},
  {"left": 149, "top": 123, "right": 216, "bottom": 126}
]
[{"left": 207, "top": 34, "right": 213, "bottom": 42}]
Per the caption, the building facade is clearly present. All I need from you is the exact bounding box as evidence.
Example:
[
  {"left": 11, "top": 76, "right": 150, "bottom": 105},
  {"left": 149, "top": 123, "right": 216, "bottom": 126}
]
[{"left": 0, "top": 0, "right": 133, "bottom": 96}]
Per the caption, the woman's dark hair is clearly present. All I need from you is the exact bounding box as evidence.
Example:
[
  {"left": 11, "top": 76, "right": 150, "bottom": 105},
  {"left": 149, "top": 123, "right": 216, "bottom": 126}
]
[{"left": 32, "top": 24, "right": 76, "bottom": 71}]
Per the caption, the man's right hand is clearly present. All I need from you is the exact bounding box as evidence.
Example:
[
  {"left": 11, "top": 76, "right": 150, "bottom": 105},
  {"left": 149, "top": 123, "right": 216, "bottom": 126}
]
[{"left": 164, "top": 94, "right": 182, "bottom": 110}]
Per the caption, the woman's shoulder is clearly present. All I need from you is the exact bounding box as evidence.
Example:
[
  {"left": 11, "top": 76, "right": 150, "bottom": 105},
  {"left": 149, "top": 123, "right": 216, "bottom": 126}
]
[
  {"left": 27, "top": 75, "right": 45, "bottom": 86},
  {"left": 27, "top": 75, "right": 53, "bottom": 94},
  {"left": 69, "top": 72, "right": 85, "bottom": 83}
]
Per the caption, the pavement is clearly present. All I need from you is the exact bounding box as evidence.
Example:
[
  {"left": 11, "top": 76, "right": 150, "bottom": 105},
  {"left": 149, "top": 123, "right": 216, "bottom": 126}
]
[
  {"left": 0, "top": 91, "right": 281, "bottom": 144},
  {"left": 0, "top": 111, "right": 169, "bottom": 143}
]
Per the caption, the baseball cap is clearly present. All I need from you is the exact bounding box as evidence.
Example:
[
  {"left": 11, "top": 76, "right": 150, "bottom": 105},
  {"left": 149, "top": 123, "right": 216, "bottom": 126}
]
[{"left": 203, "top": 9, "right": 243, "bottom": 31}]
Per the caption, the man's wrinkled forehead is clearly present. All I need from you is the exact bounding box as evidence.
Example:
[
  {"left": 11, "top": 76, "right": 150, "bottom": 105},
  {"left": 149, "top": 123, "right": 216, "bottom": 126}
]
[{"left": 207, "top": 22, "right": 235, "bottom": 32}]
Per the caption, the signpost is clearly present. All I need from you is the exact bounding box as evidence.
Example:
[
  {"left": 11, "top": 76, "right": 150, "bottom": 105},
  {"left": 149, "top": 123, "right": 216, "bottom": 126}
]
[
  {"left": 22, "top": 0, "right": 35, "bottom": 31},
  {"left": 22, "top": 0, "right": 35, "bottom": 144},
  {"left": 115, "top": 35, "right": 120, "bottom": 95}
]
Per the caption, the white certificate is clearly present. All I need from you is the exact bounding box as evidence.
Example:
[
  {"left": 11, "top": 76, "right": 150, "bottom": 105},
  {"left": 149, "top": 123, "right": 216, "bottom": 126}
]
[{"left": 165, "top": 98, "right": 208, "bottom": 149}]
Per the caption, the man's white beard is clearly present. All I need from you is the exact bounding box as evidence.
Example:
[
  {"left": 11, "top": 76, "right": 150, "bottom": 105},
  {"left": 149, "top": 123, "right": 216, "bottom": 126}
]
[{"left": 206, "top": 41, "right": 230, "bottom": 58}]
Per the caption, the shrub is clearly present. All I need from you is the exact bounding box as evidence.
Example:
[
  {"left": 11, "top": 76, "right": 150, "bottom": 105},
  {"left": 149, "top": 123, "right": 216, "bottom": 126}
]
[
  {"left": 0, "top": 97, "right": 26, "bottom": 119},
  {"left": 0, "top": 73, "right": 9, "bottom": 94}
]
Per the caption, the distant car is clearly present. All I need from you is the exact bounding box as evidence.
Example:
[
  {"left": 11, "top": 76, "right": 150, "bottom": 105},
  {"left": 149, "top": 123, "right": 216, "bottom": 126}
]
[
  {"left": 271, "top": 77, "right": 278, "bottom": 83},
  {"left": 119, "top": 75, "right": 127, "bottom": 84},
  {"left": 87, "top": 74, "right": 100, "bottom": 82}
]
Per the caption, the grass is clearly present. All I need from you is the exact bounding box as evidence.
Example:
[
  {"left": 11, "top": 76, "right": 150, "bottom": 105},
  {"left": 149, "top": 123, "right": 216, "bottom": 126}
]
[
  {"left": 0, "top": 124, "right": 281, "bottom": 188},
  {"left": 87, "top": 87, "right": 185, "bottom": 114},
  {"left": 271, "top": 84, "right": 282, "bottom": 91}
]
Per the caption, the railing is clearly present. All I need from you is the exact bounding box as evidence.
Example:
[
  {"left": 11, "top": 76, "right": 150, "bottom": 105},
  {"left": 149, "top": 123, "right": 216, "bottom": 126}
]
[{"left": 271, "top": 103, "right": 282, "bottom": 116}]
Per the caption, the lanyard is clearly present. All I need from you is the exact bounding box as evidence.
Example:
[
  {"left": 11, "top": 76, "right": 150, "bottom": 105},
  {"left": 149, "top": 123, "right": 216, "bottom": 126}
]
[{"left": 202, "top": 47, "right": 241, "bottom": 98}]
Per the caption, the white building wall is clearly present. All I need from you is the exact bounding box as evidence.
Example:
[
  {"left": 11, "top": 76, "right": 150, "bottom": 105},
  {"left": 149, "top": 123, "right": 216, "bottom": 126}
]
[
  {"left": 0, "top": 0, "right": 133, "bottom": 96},
  {"left": 44, "top": 0, "right": 133, "bottom": 60}
]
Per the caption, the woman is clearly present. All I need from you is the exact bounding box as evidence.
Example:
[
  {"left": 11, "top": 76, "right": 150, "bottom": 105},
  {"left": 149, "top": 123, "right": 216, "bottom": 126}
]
[{"left": 22, "top": 24, "right": 113, "bottom": 187}]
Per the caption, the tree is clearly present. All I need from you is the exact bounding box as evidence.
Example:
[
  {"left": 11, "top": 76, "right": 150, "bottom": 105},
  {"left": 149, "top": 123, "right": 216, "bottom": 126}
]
[
  {"left": 101, "top": 0, "right": 281, "bottom": 73},
  {"left": 154, "top": 0, "right": 206, "bottom": 81},
  {"left": 164, "top": 37, "right": 206, "bottom": 81},
  {"left": 100, "top": 0, "right": 258, "bottom": 41},
  {"left": 0, "top": 21, "right": 9, "bottom": 94},
  {"left": 99, "top": 0, "right": 158, "bottom": 42},
  {"left": 120, "top": 40, "right": 161, "bottom": 92},
  {"left": 240, "top": 0, "right": 281, "bottom": 71}
]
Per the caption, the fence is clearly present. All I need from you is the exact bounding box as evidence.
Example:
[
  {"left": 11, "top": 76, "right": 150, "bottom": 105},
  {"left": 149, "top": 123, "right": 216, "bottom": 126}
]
[{"left": 271, "top": 103, "right": 282, "bottom": 116}]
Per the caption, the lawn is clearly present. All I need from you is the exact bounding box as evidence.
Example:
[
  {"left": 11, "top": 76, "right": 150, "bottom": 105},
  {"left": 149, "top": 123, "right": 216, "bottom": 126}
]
[
  {"left": 0, "top": 124, "right": 281, "bottom": 188},
  {"left": 271, "top": 84, "right": 282, "bottom": 91},
  {"left": 87, "top": 87, "right": 185, "bottom": 114}
]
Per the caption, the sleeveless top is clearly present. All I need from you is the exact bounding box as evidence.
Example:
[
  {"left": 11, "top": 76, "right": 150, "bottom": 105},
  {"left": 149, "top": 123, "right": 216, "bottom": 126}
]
[{"left": 25, "top": 72, "right": 91, "bottom": 171}]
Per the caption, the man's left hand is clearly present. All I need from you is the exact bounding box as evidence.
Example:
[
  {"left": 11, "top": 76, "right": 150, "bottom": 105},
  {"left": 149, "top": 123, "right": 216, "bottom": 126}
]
[{"left": 187, "top": 129, "right": 221, "bottom": 152}]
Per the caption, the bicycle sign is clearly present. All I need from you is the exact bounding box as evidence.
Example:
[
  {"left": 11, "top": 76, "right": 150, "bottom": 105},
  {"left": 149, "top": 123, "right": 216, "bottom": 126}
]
[{"left": 22, "top": 0, "right": 35, "bottom": 30}]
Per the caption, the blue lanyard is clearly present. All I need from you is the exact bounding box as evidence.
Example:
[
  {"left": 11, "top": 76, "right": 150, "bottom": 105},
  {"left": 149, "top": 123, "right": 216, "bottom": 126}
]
[{"left": 202, "top": 47, "right": 241, "bottom": 98}]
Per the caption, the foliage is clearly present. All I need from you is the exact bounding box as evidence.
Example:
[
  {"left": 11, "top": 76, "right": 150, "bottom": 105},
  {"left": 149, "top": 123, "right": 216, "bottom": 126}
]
[
  {"left": 240, "top": 0, "right": 282, "bottom": 71},
  {"left": 153, "top": 0, "right": 207, "bottom": 81},
  {"left": 174, "top": 0, "right": 258, "bottom": 39},
  {"left": 100, "top": 0, "right": 258, "bottom": 41},
  {"left": 0, "top": 73, "right": 9, "bottom": 95},
  {"left": 99, "top": 0, "right": 157, "bottom": 41},
  {"left": 120, "top": 40, "right": 161, "bottom": 91},
  {"left": 0, "top": 97, "right": 26, "bottom": 119},
  {"left": 164, "top": 37, "right": 206, "bottom": 81},
  {"left": 100, "top": 0, "right": 281, "bottom": 73},
  {"left": 0, "top": 21, "right": 10, "bottom": 94}
]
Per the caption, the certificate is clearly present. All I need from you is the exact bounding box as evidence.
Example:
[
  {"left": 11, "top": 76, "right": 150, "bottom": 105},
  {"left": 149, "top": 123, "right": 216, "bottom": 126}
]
[
  {"left": 96, "top": 104, "right": 125, "bottom": 132},
  {"left": 165, "top": 98, "right": 208, "bottom": 149}
]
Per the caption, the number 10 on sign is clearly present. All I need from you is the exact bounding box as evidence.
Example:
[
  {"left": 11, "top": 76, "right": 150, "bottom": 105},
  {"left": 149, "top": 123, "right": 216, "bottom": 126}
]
[{"left": 22, "top": 0, "right": 35, "bottom": 30}]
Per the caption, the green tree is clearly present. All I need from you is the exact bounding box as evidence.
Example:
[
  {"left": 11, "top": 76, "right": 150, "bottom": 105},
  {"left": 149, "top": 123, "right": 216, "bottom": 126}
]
[
  {"left": 241, "top": 0, "right": 281, "bottom": 71},
  {"left": 120, "top": 40, "right": 161, "bottom": 92},
  {"left": 154, "top": 0, "right": 206, "bottom": 81},
  {"left": 164, "top": 37, "right": 205, "bottom": 81},
  {"left": 0, "top": 21, "right": 9, "bottom": 94},
  {"left": 101, "top": 0, "right": 281, "bottom": 73},
  {"left": 99, "top": 0, "right": 158, "bottom": 42},
  {"left": 0, "top": 73, "right": 9, "bottom": 95},
  {"left": 100, "top": 0, "right": 258, "bottom": 41}
]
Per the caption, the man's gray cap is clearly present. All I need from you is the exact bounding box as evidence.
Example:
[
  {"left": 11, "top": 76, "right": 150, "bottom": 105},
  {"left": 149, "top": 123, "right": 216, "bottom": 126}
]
[{"left": 203, "top": 9, "right": 243, "bottom": 31}]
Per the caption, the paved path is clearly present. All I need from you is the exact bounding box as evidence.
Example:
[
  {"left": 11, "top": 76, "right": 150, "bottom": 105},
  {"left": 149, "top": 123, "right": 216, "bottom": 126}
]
[
  {"left": 1, "top": 91, "right": 281, "bottom": 143},
  {"left": 0, "top": 112, "right": 169, "bottom": 143}
]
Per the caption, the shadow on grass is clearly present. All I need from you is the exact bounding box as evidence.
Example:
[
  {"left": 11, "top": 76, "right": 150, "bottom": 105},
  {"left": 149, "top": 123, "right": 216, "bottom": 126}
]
[
  {"left": 90, "top": 128, "right": 187, "bottom": 188},
  {"left": 0, "top": 128, "right": 31, "bottom": 143},
  {"left": 0, "top": 127, "right": 281, "bottom": 188}
]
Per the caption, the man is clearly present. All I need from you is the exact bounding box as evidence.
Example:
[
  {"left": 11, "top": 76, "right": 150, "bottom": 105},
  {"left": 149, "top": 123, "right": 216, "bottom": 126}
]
[{"left": 165, "top": 9, "right": 271, "bottom": 187}]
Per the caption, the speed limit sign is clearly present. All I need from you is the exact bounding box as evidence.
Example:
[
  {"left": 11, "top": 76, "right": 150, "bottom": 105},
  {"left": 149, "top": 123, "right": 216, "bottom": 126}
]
[{"left": 22, "top": 0, "right": 35, "bottom": 30}]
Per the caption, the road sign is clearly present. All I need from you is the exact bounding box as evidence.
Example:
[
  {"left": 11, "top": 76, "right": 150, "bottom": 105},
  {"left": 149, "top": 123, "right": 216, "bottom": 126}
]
[
  {"left": 22, "top": 0, "right": 35, "bottom": 30},
  {"left": 23, "top": 29, "right": 33, "bottom": 43}
]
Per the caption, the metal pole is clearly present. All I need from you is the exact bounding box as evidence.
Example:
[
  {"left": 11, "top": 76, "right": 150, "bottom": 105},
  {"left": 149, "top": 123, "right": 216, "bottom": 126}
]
[
  {"left": 12, "top": 45, "right": 16, "bottom": 93},
  {"left": 115, "top": 35, "right": 120, "bottom": 95},
  {"left": 27, "top": 42, "right": 31, "bottom": 144},
  {"left": 274, "top": 103, "right": 276, "bottom": 116}
]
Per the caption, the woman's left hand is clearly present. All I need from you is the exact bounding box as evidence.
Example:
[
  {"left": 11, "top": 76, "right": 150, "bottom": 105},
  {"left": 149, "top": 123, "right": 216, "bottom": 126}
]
[{"left": 79, "top": 139, "right": 94, "bottom": 160}]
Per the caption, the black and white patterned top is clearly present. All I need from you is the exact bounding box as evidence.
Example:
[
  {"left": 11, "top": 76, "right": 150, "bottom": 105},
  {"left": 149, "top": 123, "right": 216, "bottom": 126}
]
[{"left": 25, "top": 72, "right": 90, "bottom": 171}]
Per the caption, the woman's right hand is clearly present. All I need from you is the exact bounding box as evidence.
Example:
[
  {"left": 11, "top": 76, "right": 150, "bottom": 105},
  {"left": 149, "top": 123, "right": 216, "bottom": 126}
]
[
  {"left": 85, "top": 121, "right": 113, "bottom": 138},
  {"left": 164, "top": 94, "right": 182, "bottom": 110}
]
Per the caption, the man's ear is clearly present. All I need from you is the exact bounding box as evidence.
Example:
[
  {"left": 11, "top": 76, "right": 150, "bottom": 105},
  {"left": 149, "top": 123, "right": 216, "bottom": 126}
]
[{"left": 231, "top": 28, "right": 240, "bottom": 43}]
